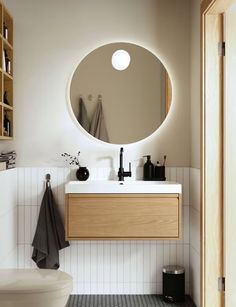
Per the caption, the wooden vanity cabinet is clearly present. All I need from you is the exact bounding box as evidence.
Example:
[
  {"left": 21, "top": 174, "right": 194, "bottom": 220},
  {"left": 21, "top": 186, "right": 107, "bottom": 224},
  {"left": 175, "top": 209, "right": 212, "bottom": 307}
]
[{"left": 66, "top": 193, "right": 181, "bottom": 240}]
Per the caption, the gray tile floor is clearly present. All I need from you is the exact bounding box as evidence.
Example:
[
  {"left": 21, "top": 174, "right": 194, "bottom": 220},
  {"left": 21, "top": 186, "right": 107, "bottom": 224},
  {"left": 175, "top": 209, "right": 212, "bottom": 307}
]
[{"left": 67, "top": 295, "right": 196, "bottom": 307}]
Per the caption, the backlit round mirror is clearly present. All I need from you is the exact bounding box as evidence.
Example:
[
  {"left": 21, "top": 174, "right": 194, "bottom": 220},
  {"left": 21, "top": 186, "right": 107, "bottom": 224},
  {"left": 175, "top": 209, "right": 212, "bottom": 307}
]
[{"left": 70, "top": 43, "right": 172, "bottom": 144}]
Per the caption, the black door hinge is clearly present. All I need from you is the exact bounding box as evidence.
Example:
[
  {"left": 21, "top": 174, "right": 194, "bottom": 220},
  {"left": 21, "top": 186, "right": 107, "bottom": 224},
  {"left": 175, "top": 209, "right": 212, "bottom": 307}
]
[
  {"left": 218, "top": 277, "right": 225, "bottom": 292},
  {"left": 218, "top": 42, "right": 225, "bottom": 57}
]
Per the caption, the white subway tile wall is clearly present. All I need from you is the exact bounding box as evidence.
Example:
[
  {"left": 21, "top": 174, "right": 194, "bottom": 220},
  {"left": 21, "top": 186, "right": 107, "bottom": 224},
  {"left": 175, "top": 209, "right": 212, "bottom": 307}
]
[
  {"left": 17, "top": 167, "right": 190, "bottom": 295},
  {"left": 189, "top": 168, "right": 200, "bottom": 307},
  {"left": 0, "top": 169, "right": 17, "bottom": 268}
]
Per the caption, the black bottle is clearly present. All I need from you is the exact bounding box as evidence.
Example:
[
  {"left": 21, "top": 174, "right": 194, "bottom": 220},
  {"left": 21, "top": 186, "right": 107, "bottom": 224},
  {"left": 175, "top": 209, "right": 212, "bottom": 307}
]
[
  {"left": 4, "top": 114, "right": 10, "bottom": 137},
  {"left": 143, "top": 155, "right": 154, "bottom": 180},
  {"left": 4, "top": 50, "right": 11, "bottom": 74},
  {"left": 4, "top": 91, "right": 9, "bottom": 105},
  {"left": 3, "top": 23, "right": 8, "bottom": 40}
]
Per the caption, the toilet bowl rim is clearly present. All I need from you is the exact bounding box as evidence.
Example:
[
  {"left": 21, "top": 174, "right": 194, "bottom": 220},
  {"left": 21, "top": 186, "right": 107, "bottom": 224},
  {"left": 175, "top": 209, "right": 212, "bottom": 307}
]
[{"left": 0, "top": 268, "right": 73, "bottom": 294}]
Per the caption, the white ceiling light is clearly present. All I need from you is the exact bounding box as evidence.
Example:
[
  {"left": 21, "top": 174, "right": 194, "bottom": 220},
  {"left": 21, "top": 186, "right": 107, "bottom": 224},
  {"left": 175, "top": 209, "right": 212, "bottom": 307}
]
[{"left": 111, "top": 50, "right": 131, "bottom": 71}]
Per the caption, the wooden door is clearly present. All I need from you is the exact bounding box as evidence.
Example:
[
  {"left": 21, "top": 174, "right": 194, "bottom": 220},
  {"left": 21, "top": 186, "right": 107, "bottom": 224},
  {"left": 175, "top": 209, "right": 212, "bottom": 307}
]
[
  {"left": 224, "top": 3, "right": 236, "bottom": 306},
  {"left": 202, "top": 1, "right": 236, "bottom": 306},
  {"left": 201, "top": 11, "right": 224, "bottom": 307}
]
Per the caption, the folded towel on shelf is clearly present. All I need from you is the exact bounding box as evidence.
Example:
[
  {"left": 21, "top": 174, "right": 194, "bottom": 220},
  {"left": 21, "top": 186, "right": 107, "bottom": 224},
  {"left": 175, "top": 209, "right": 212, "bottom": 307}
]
[
  {"left": 0, "top": 162, "right": 6, "bottom": 171},
  {"left": 1, "top": 150, "right": 16, "bottom": 155},
  {"left": 7, "top": 164, "right": 15, "bottom": 169},
  {"left": 0, "top": 150, "right": 16, "bottom": 169}
]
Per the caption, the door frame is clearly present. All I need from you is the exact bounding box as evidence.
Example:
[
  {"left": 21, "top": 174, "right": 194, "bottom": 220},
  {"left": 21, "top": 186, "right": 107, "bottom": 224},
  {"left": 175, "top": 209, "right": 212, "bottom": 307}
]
[{"left": 201, "top": 0, "right": 235, "bottom": 306}]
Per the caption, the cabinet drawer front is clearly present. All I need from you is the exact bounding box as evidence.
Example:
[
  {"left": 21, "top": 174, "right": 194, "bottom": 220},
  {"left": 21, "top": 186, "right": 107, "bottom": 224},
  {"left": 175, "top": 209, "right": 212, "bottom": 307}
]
[{"left": 67, "top": 196, "right": 180, "bottom": 239}]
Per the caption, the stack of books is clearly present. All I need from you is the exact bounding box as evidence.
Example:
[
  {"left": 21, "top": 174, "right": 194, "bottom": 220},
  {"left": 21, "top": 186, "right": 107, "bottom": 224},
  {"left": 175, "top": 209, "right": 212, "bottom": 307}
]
[{"left": 0, "top": 151, "right": 16, "bottom": 169}]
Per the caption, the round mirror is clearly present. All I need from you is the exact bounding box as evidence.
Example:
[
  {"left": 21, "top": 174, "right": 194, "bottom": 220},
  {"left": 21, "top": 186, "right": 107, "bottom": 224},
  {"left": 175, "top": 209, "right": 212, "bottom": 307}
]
[{"left": 70, "top": 43, "right": 172, "bottom": 144}]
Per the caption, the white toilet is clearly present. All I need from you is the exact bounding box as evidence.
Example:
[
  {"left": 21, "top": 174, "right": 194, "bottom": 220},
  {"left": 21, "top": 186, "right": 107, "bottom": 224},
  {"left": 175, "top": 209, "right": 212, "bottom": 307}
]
[{"left": 0, "top": 269, "right": 73, "bottom": 307}]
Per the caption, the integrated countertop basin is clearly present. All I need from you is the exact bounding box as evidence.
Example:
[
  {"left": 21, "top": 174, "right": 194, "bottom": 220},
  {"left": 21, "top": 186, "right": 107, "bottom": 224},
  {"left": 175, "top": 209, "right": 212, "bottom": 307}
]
[{"left": 65, "top": 180, "right": 182, "bottom": 194}]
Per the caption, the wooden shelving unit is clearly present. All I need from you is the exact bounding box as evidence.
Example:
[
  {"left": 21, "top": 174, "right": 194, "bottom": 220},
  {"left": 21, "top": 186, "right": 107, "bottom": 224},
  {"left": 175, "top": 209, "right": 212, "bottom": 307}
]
[{"left": 0, "top": 1, "right": 13, "bottom": 140}]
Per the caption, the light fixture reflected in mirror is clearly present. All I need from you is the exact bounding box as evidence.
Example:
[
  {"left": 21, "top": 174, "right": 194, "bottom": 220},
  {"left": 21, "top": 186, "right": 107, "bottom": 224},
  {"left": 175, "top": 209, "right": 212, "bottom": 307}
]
[{"left": 111, "top": 49, "right": 131, "bottom": 71}]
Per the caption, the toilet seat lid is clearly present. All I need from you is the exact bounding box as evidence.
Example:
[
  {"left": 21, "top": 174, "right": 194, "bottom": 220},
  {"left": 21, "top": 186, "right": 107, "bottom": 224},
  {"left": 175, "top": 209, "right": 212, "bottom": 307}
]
[{"left": 0, "top": 269, "right": 73, "bottom": 293}]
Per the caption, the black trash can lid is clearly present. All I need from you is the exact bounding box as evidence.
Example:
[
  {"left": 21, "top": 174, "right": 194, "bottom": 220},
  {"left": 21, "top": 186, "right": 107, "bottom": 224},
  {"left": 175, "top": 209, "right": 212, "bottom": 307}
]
[{"left": 163, "top": 265, "right": 185, "bottom": 274}]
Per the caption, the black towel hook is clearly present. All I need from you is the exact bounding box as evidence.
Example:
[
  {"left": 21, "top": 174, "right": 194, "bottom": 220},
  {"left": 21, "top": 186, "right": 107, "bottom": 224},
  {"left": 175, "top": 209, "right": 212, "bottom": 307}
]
[
  {"left": 46, "top": 174, "right": 51, "bottom": 187},
  {"left": 98, "top": 94, "right": 102, "bottom": 103}
]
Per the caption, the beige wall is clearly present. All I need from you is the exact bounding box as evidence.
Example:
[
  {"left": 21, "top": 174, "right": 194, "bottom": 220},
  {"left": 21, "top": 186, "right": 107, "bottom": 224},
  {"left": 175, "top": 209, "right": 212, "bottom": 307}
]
[
  {"left": 0, "top": 169, "right": 17, "bottom": 269},
  {"left": 190, "top": 0, "right": 201, "bottom": 169},
  {"left": 70, "top": 43, "right": 167, "bottom": 144},
  {"left": 0, "top": 0, "right": 191, "bottom": 167},
  {"left": 189, "top": 1, "right": 201, "bottom": 306}
]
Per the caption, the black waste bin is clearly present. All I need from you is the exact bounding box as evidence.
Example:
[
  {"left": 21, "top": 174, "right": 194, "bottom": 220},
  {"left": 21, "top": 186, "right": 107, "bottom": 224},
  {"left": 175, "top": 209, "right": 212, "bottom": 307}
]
[{"left": 162, "top": 265, "right": 185, "bottom": 303}]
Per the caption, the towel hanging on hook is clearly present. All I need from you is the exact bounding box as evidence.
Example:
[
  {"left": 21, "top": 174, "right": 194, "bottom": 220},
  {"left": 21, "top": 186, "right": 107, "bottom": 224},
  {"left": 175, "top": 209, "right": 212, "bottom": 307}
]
[
  {"left": 32, "top": 173, "right": 70, "bottom": 269},
  {"left": 89, "top": 95, "right": 109, "bottom": 142},
  {"left": 78, "top": 96, "right": 90, "bottom": 132}
]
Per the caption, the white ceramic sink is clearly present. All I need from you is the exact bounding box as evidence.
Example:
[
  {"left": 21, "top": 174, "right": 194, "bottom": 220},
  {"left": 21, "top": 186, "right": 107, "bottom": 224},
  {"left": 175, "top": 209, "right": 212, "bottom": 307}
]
[{"left": 65, "top": 180, "right": 182, "bottom": 194}]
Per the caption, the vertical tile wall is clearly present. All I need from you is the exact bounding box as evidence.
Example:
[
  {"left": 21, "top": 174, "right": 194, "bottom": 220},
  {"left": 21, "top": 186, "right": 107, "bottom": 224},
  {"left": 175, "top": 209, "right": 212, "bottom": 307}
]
[
  {"left": 0, "top": 169, "right": 17, "bottom": 268},
  {"left": 189, "top": 168, "right": 200, "bottom": 306},
  {"left": 17, "top": 167, "right": 190, "bottom": 295}
]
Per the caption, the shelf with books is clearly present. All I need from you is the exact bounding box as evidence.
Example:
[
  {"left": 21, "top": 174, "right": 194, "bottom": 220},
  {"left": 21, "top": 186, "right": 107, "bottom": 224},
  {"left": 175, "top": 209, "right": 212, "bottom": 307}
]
[{"left": 0, "top": 1, "right": 13, "bottom": 140}]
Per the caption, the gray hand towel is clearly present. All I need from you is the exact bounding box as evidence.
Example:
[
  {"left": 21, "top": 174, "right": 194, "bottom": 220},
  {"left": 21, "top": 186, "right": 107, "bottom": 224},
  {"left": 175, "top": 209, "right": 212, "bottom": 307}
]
[
  {"left": 89, "top": 101, "right": 109, "bottom": 142},
  {"left": 32, "top": 185, "right": 69, "bottom": 269},
  {"left": 78, "top": 97, "right": 90, "bottom": 132}
]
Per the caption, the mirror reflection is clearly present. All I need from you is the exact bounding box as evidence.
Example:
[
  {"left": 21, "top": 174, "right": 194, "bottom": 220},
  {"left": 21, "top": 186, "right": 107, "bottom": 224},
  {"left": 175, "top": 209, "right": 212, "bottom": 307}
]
[{"left": 70, "top": 43, "right": 172, "bottom": 144}]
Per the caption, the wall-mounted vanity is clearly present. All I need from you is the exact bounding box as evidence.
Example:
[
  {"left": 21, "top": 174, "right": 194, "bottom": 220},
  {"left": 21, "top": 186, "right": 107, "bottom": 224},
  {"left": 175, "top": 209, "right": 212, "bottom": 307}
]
[{"left": 65, "top": 181, "right": 182, "bottom": 240}]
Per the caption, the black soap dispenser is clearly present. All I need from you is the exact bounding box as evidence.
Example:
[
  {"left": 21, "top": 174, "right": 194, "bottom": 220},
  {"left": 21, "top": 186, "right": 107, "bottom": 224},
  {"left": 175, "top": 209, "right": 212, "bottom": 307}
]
[{"left": 143, "top": 155, "right": 154, "bottom": 180}]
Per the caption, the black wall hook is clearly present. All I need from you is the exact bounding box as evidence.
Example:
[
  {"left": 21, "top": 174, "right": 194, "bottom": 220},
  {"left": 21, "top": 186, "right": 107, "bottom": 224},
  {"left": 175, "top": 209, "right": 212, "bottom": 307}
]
[{"left": 46, "top": 174, "right": 51, "bottom": 187}]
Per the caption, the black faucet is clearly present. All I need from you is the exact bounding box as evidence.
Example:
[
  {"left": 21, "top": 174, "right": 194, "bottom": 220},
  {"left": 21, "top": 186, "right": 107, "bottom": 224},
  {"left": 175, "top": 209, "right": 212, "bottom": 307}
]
[{"left": 118, "top": 147, "right": 132, "bottom": 181}]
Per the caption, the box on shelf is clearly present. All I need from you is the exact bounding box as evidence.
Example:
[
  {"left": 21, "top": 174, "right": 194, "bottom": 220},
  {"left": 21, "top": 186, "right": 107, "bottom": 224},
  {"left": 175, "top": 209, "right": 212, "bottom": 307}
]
[{"left": 0, "top": 161, "right": 7, "bottom": 171}]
